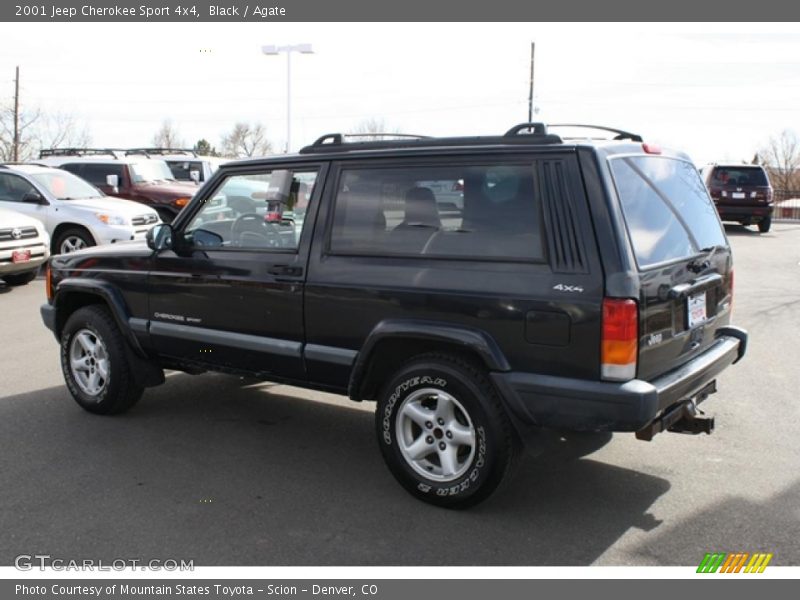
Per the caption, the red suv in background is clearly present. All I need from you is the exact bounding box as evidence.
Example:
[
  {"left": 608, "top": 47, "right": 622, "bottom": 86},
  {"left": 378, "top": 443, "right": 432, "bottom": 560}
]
[
  {"left": 38, "top": 149, "right": 196, "bottom": 223},
  {"left": 701, "top": 163, "right": 774, "bottom": 233}
]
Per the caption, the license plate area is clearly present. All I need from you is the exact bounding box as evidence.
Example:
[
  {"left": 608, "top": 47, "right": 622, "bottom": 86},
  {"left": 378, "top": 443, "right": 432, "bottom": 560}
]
[
  {"left": 732, "top": 192, "right": 745, "bottom": 199},
  {"left": 687, "top": 291, "right": 707, "bottom": 329},
  {"left": 11, "top": 249, "right": 31, "bottom": 263}
]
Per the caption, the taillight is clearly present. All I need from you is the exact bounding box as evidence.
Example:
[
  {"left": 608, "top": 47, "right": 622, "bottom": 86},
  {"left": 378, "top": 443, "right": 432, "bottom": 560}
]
[
  {"left": 45, "top": 263, "right": 53, "bottom": 302},
  {"left": 767, "top": 188, "right": 774, "bottom": 203},
  {"left": 601, "top": 298, "right": 638, "bottom": 381},
  {"left": 709, "top": 187, "right": 722, "bottom": 198}
]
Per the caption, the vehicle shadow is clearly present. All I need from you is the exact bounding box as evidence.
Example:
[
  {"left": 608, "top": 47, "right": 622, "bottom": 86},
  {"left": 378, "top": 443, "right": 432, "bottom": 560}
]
[
  {"left": 629, "top": 480, "right": 800, "bottom": 566},
  {"left": 0, "top": 374, "right": 670, "bottom": 566},
  {"left": 723, "top": 224, "right": 759, "bottom": 236}
]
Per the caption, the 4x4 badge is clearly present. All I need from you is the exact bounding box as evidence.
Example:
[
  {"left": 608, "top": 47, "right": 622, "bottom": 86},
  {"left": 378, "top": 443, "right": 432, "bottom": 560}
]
[{"left": 553, "top": 284, "right": 584, "bottom": 293}]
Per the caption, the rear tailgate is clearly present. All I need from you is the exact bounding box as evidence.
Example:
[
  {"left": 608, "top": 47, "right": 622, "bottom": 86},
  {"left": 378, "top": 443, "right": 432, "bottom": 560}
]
[{"left": 609, "top": 155, "right": 733, "bottom": 381}]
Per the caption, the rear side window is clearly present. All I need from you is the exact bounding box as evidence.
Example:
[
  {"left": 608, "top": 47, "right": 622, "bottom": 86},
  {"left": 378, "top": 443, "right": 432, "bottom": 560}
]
[
  {"left": 330, "top": 163, "right": 543, "bottom": 261},
  {"left": 610, "top": 156, "right": 727, "bottom": 269},
  {"left": 710, "top": 166, "right": 769, "bottom": 187}
]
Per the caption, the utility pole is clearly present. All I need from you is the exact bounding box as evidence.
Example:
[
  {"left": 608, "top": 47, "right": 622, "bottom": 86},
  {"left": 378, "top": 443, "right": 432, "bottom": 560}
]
[
  {"left": 13, "top": 66, "right": 20, "bottom": 162},
  {"left": 527, "top": 43, "right": 535, "bottom": 124}
]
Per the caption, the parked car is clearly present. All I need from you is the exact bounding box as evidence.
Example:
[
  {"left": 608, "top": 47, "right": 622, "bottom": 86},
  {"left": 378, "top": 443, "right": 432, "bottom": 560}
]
[
  {"left": 0, "top": 206, "right": 49, "bottom": 286},
  {"left": 40, "top": 123, "right": 747, "bottom": 508},
  {"left": 0, "top": 164, "right": 160, "bottom": 254},
  {"left": 38, "top": 149, "right": 196, "bottom": 223},
  {"left": 124, "top": 148, "right": 226, "bottom": 184},
  {"left": 700, "top": 163, "right": 774, "bottom": 232}
]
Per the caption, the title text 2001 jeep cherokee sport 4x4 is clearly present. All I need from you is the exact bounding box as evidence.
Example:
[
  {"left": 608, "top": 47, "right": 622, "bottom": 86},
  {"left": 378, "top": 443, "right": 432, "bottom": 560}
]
[{"left": 40, "top": 124, "right": 748, "bottom": 507}]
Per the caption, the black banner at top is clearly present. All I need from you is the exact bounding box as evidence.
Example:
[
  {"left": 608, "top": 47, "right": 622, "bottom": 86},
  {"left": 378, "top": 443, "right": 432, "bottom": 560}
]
[{"left": 1, "top": 0, "right": 799, "bottom": 22}]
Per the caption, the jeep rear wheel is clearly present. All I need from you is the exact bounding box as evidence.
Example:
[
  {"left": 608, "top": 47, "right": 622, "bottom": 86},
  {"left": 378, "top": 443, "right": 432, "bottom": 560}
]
[
  {"left": 60, "top": 305, "right": 143, "bottom": 415},
  {"left": 376, "top": 354, "right": 519, "bottom": 508}
]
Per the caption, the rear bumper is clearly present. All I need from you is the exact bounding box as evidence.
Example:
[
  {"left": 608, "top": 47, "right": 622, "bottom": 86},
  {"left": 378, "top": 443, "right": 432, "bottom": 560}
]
[
  {"left": 491, "top": 326, "right": 748, "bottom": 433},
  {"left": 715, "top": 204, "right": 773, "bottom": 221}
]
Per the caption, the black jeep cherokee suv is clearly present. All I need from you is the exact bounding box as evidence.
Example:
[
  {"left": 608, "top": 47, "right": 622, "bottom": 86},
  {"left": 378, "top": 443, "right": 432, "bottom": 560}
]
[{"left": 40, "top": 123, "right": 748, "bottom": 508}]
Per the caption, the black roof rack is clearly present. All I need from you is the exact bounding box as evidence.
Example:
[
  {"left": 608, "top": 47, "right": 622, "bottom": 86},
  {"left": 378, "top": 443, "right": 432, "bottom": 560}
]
[
  {"left": 547, "top": 124, "right": 643, "bottom": 143},
  {"left": 125, "top": 148, "right": 198, "bottom": 157},
  {"left": 39, "top": 148, "right": 124, "bottom": 159},
  {"left": 299, "top": 123, "right": 564, "bottom": 154}
]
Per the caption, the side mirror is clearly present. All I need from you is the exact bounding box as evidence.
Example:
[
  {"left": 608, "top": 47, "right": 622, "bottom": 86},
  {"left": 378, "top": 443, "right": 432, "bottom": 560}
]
[
  {"left": 105, "top": 174, "right": 120, "bottom": 194},
  {"left": 189, "top": 170, "right": 200, "bottom": 183},
  {"left": 22, "top": 191, "right": 47, "bottom": 205},
  {"left": 146, "top": 223, "right": 173, "bottom": 251}
]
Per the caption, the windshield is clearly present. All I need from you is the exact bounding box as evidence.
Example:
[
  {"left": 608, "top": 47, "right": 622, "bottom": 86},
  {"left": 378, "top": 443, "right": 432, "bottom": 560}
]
[
  {"left": 29, "top": 171, "right": 103, "bottom": 200},
  {"left": 129, "top": 160, "right": 175, "bottom": 183},
  {"left": 610, "top": 156, "right": 727, "bottom": 269}
]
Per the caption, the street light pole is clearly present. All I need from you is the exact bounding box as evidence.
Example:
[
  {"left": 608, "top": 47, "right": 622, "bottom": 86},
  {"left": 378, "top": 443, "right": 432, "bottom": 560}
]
[{"left": 261, "top": 43, "right": 314, "bottom": 153}]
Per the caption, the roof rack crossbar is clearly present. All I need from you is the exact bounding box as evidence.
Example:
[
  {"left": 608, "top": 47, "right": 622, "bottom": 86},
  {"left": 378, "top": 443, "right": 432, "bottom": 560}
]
[{"left": 547, "top": 124, "right": 643, "bottom": 143}]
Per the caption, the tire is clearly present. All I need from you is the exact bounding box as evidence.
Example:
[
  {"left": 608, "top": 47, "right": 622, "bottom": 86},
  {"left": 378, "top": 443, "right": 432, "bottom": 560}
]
[
  {"left": 376, "top": 353, "right": 519, "bottom": 508},
  {"left": 758, "top": 216, "right": 772, "bottom": 233},
  {"left": 60, "top": 305, "right": 143, "bottom": 415},
  {"left": 54, "top": 227, "right": 95, "bottom": 255},
  {"left": 2, "top": 270, "right": 37, "bottom": 286}
]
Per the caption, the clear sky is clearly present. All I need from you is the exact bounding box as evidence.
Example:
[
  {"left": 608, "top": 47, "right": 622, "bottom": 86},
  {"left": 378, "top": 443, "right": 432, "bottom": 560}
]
[{"left": 1, "top": 21, "right": 798, "bottom": 165}]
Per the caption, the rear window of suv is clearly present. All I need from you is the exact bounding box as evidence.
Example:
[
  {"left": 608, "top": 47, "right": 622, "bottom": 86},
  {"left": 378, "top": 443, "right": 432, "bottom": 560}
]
[
  {"left": 610, "top": 156, "right": 727, "bottom": 269},
  {"left": 710, "top": 166, "right": 769, "bottom": 187}
]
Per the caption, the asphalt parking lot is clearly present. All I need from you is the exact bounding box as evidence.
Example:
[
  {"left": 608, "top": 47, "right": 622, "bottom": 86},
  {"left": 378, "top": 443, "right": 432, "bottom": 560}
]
[{"left": 1, "top": 223, "right": 798, "bottom": 567}]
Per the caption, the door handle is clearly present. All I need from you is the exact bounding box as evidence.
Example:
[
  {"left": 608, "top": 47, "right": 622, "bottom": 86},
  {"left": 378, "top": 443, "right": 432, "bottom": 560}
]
[{"left": 268, "top": 265, "right": 303, "bottom": 277}]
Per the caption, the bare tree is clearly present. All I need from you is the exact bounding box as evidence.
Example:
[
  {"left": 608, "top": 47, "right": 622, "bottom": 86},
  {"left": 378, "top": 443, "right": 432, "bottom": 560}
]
[
  {"left": 761, "top": 129, "right": 800, "bottom": 190},
  {"left": 36, "top": 111, "right": 92, "bottom": 151},
  {"left": 220, "top": 122, "right": 273, "bottom": 158},
  {"left": 152, "top": 119, "right": 185, "bottom": 148},
  {"left": 0, "top": 104, "right": 40, "bottom": 162},
  {"left": 349, "top": 117, "right": 403, "bottom": 141}
]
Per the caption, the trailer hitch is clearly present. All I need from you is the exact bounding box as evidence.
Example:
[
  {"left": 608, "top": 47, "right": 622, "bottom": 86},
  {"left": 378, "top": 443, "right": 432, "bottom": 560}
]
[{"left": 636, "top": 382, "right": 716, "bottom": 441}]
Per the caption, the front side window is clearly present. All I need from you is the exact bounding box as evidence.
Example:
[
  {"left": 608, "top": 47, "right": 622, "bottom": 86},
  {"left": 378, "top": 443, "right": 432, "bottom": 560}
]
[
  {"left": 167, "top": 160, "right": 204, "bottom": 182},
  {"left": 329, "top": 163, "right": 543, "bottom": 261},
  {"left": 610, "top": 156, "right": 727, "bottom": 269},
  {"left": 0, "top": 173, "right": 37, "bottom": 202},
  {"left": 77, "top": 163, "right": 125, "bottom": 187},
  {"left": 185, "top": 169, "right": 318, "bottom": 250}
]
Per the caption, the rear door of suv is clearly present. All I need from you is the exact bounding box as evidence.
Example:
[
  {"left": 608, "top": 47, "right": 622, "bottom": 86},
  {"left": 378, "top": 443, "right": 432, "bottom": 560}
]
[{"left": 607, "top": 153, "right": 733, "bottom": 381}]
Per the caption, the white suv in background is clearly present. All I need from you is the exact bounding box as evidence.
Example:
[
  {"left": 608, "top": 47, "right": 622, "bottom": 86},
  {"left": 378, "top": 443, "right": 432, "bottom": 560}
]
[
  {"left": 124, "top": 148, "right": 226, "bottom": 184},
  {"left": 0, "top": 206, "right": 49, "bottom": 286},
  {"left": 0, "top": 164, "right": 161, "bottom": 254}
]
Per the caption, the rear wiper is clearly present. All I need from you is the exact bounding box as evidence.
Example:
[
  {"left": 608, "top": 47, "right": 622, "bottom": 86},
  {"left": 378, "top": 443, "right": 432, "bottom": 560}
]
[{"left": 687, "top": 244, "right": 726, "bottom": 274}]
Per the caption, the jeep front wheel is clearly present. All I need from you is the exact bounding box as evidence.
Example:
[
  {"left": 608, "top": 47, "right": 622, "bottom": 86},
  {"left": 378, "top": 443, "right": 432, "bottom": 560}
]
[
  {"left": 376, "top": 354, "right": 519, "bottom": 508},
  {"left": 60, "top": 305, "right": 143, "bottom": 415}
]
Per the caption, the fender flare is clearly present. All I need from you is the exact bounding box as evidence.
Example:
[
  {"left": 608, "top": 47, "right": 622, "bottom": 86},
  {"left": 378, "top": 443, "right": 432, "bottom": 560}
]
[
  {"left": 347, "top": 319, "right": 511, "bottom": 400},
  {"left": 53, "top": 278, "right": 146, "bottom": 358}
]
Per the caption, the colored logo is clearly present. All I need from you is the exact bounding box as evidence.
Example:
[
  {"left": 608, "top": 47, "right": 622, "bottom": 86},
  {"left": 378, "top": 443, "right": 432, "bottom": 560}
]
[{"left": 697, "top": 552, "right": 773, "bottom": 573}]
